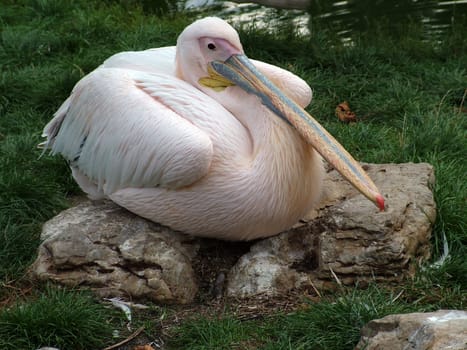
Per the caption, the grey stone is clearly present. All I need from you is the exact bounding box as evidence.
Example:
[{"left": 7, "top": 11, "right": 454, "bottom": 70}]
[
  {"left": 31, "top": 162, "right": 436, "bottom": 302},
  {"left": 355, "top": 310, "right": 467, "bottom": 350},
  {"left": 226, "top": 162, "right": 436, "bottom": 297},
  {"left": 31, "top": 201, "right": 198, "bottom": 303}
]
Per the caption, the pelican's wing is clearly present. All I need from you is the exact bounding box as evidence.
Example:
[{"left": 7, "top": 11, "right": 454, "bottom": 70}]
[
  {"left": 43, "top": 67, "right": 215, "bottom": 195},
  {"left": 101, "top": 46, "right": 176, "bottom": 74}
]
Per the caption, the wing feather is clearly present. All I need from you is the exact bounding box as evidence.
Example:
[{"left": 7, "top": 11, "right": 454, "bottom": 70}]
[
  {"left": 44, "top": 67, "right": 215, "bottom": 194},
  {"left": 101, "top": 46, "right": 176, "bottom": 74}
]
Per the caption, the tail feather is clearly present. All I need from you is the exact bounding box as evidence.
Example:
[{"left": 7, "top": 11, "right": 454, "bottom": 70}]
[{"left": 39, "top": 97, "right": 71, "bottom": 157}]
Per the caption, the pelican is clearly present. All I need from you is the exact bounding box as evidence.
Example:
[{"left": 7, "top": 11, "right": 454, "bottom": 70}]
[{"left": 42, "top": 17, "right": 384, "bottom": 241}]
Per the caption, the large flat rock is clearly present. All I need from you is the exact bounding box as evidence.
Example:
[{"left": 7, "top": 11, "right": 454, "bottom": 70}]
[
  {"left": 31, "top": 162, "right": 436, "bottom": 303},
  {"left": 355, "top": 310, "right": 467, "bottom": 350}
]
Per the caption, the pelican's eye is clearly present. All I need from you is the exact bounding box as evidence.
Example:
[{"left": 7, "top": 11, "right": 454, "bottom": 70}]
[{"left": 207, "top": 43, "right": 216, "bottom": 50}]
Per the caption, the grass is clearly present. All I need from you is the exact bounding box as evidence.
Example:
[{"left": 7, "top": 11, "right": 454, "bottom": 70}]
[
  {"left": 168, "top": 281, "right": 465, "bottom": 350},
  {"left": 0, "top": 286, "right": 118, "bottom": 349},
  {"left": 170, "top": 316, "right": 260, "bottom": 350},
  {"left": 0, "top": 0, "right": 466, "bottom": 349}
]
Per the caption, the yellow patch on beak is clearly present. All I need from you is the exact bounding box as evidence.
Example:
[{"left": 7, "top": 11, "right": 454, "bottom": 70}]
[{"left": 199, "top": 65, "right": 236, "bottom": 92}]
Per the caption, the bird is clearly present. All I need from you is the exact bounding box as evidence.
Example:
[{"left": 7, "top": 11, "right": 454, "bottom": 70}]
[{"left": 42, "top": 17, "right": 384, "bottom": 241}]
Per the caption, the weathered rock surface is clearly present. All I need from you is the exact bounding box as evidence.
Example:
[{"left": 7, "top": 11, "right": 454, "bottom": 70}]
[
  {"left": 226, "top": 162, "right": 436, "bottom": 297},
  {"left": 31, "top": 163, "right": 436, "bottom": 303},
  {"left": 355, "top": 310, "right": 467, "bottom": 350},
  {"left": 32, "top": 202, "right": 199, "bottom": 303}
]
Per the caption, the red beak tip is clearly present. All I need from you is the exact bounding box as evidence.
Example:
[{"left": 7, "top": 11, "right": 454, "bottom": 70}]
[{"left": 376, "top": 194, "right": 385, "bottom": 211}]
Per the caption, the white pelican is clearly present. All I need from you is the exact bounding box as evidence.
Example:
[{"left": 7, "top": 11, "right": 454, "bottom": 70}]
[{"left": 42, "top": 17, "right": 384, "bottom": 241}]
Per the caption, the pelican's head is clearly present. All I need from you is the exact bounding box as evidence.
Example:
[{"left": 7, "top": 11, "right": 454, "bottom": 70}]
[
  {"left": 175, "top": 17, "right": 244, "bottom": 87},
  {"left": 176, "top": 17, "right": 385, "bottom": 211}
]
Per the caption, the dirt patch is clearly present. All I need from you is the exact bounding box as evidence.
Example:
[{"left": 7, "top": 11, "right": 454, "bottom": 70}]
[{"left": 191, "top": 238, "right": 253, "bottom": 302}]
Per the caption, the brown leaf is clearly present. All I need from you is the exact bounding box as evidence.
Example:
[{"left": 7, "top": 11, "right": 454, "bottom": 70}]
[
  {"left": 133, "top": 345, "right": 155, "bottom": 350},
  {"left": 335, "top": 101, "right": 357, "bottom": 122}
]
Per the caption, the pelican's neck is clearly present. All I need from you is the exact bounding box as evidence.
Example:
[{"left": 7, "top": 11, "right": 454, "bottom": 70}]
[
  {"left": 196, "top": 84, "right": 322, "bottom": 238},
  {"left": 216, "top": 87, "right": 302, "bottom": 160},
  {"left": 214, "top": 86, "right": 323, "bottom": 236}
]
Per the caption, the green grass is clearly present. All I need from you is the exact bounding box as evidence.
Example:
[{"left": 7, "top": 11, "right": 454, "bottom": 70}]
[
  {"left": 170, "top": 316, "right": 261, "bottom": 350},
  {"left": 0, "top": 0, "right": 466, "bottom": 348},
  {"left": 0, "top": 286, "right": 119, "bottom": 349},
  {"left": 168, "top": 281, "right": 465, "bottom": 350}
]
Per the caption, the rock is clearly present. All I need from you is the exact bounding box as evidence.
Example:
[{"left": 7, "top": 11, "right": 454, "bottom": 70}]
[
  {"left": 355, "top": 310, "right": 467, "bottom": 350},
  {"left": 31, "top": 163, "right": 436, "bottom": 302},
  {"left": 226, "top": 162, "right": 436, "bottom": 297},
  {"left": 31, "top": 201, "right": 199, "bottom": 303}
]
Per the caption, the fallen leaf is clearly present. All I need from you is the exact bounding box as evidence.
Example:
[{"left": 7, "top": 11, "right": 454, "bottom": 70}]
[
  {"left": 335, "top": 101, "right": 357, "bottom": 122},
  {"left": 133, "top": 345, "right": 155, "bottom": 350}
]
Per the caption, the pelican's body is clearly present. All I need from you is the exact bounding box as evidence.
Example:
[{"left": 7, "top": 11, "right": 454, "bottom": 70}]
[{"left": 43, "top": 17, "right": 383, "bottom": 241}]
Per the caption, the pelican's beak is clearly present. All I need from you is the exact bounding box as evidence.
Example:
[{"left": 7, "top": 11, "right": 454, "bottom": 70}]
[{"left": 208, "top": 54, "right": 385, "bottom": 211}]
